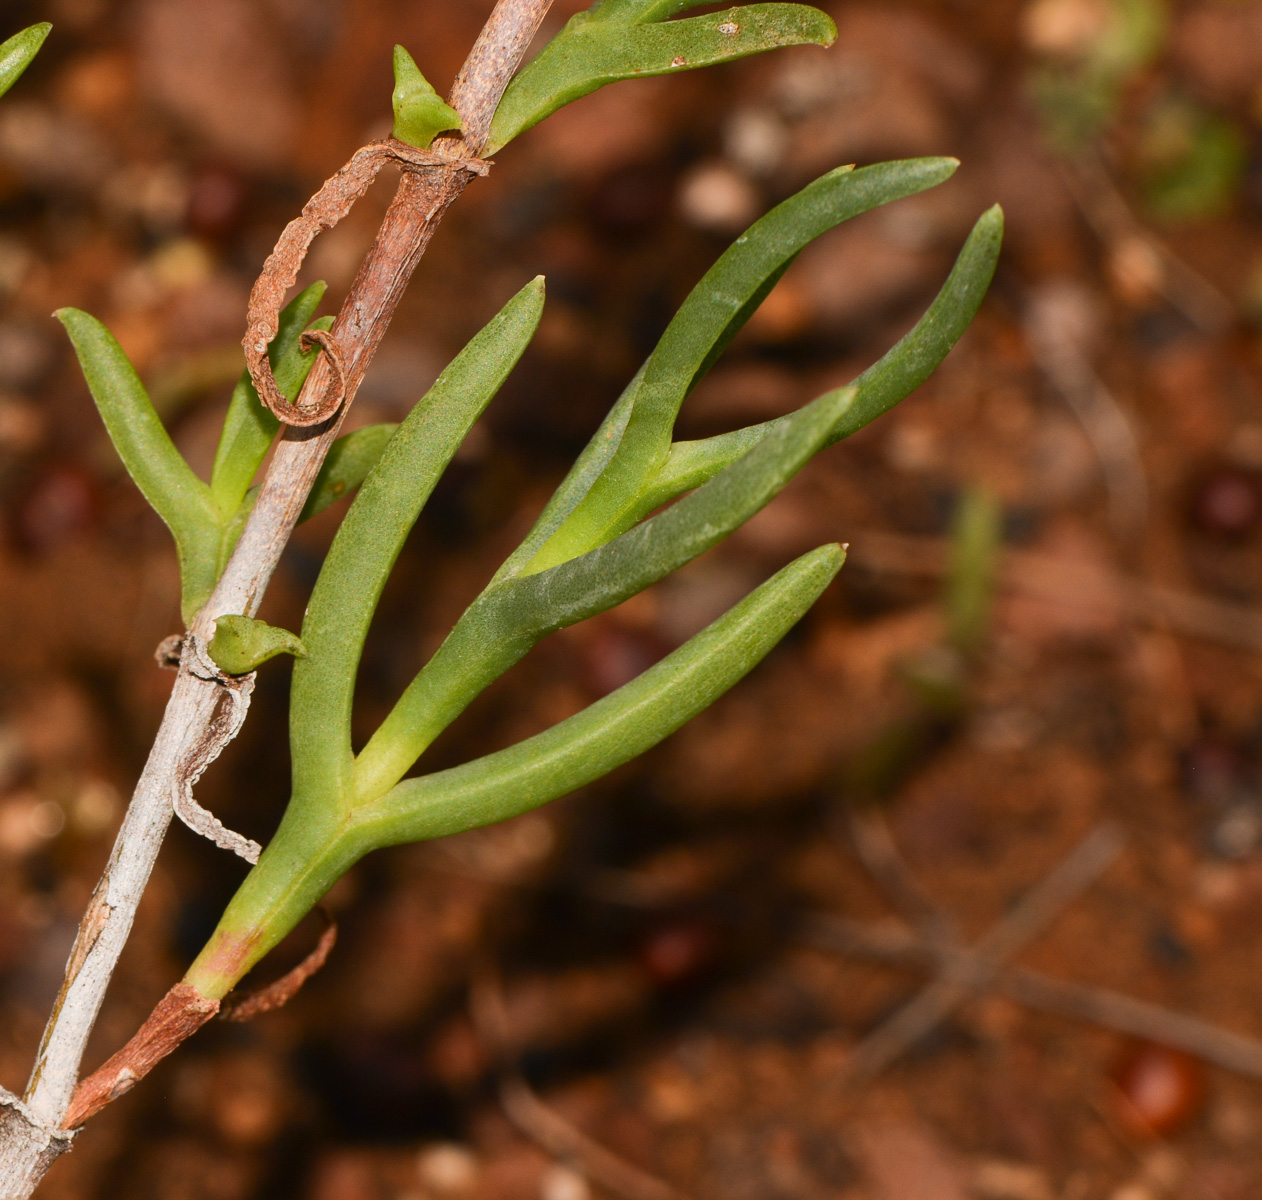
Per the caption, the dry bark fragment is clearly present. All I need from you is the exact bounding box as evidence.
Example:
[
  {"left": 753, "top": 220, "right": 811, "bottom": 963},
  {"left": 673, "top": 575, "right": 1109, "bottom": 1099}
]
[
  {"left": 170, "top": 635, "right": 261, "bottom": 863},
  {"left": 244, "top": 140, "right": 487, "bottom": 426},
  {"left": 221, "top": 915, "right": 338, "bottom": 1022}
]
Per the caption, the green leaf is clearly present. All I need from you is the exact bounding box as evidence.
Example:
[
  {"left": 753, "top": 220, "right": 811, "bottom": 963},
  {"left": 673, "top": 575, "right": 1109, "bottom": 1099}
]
[
  {"left": 945, "top": 486, "right": 1001, "bottom": 656},
  {"left": 589, "top": 1, "right": 729, "bottom": 21},
  {"left": 643, "top": 202, "right": 1006, "bottom": 506},
  {"left": 357, "top": 543, "right": 844, "bottom": 847},
  {"left": 289, "top": 278, "right": 545, "bottom": 807},
  {"left": 497, "top": 162, "right": 959, "bottom": 582},
  {"left": 57, "top": 308, "right": 222, "bottom": 624},
  {"left": 391, "top": 44, "right": 462, "bottom": 149},
  {"left": 520, "top": 159, "right": 960, "bottom": 572},
  {"left": 0, "top": 24, "right": 50, "bottom": 101},
  {"left": 487, "top": 4, "right": 835, "bottom": 154},
  {"left": 209, "top": 615, "right": 307, "bottom": 675},
  {"left": 300, "top": 423, "right": 398, "bottom": 523},
  {"left": 185, "top": 542, "right": 842, "bottom": 997},
  {"left": 352, "top": 384, "right": 854, "bottom": 802},
  {"left": 210, "top": 282, "right": 329, "bottom": 522}
]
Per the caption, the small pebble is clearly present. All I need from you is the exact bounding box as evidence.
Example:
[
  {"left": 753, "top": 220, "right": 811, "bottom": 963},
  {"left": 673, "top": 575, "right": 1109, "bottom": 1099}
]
[
  {"left": 1111, "top": 1041, "right": 1206, "bottom": 1138},
  {"left": 973, "top": 1159, "right": 1055, "bottom": 1200},
  {"left": 186, "top": 163, "right": 251, "bottom": 239},
  {"left": 677, "top": 162, "right": 760, "bottom": 234},
  {"left": 1189, "top": 467, "right": 1262, "bottom": 537},
  {"left": 639, "top": 917, "right": 717, "bottom": 985},
  {"left": 539, "top": 1164, "right": 590, "bottom": 1200},
  {"left": 417, "top": 1143, "right": 479, "bottom": 1193}
]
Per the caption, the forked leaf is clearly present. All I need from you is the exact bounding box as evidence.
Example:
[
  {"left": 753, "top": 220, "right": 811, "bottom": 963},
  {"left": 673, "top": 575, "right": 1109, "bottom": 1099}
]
[
  {"left": 290, "top": 278, "right": 545, "bottom": 806},
  {"left": 352, "top": 385, "right": 854, "bottom": 800},
  {"left": 487, "top": 4, "right": 835, "bottom": 153},
  {"left": 57, "top": 308, "right": 222, "bottom": 623},
  {"left": 188, "top": 543, "right": 844, "bottom": 993},
  {"left": 300, "top": 423, "right": 398, "bottom": 523},
  {"left": 515, "top": 158, "right": 959, "bottom": 574},
  {"left": 210, "top": 282, "right": 329, "bottom": 520},
  {"left": 0, "top": 23, "right": 50, "bottom": 101},
  {"left": 355, "top": 544, "right": 844, "bottom": 848},
  {"left": 643, "top": 203, "right": 1007, "bottom": 508},
  {"left": 499, "top": 162, "right": 958, "bottom": 581},
  {"left": 391, "top": 44, "right": 462, "bottom": 149},
  {"left": 209, "top": 615, "right": 306, "bottom": 675}
]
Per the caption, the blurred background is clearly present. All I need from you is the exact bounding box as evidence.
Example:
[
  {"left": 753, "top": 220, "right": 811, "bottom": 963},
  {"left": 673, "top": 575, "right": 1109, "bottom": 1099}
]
[{"left": 1, "top": 0, "right": 1262, "bottom": 1196}]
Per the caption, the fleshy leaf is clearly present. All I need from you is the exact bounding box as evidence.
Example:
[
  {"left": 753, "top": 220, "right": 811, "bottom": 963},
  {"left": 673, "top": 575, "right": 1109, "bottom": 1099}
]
[
  {"left": 487, "top": 4, "right": 835, "bottom": 154},
  {"left": 289, "top": 278, "right": 545, "bottom": 807},
  {"left": 639, "top": 203, "right": 1007, "bottom": 510},
  {"left": 502, "top": 159, "right": 959, "bottom": 579},
  {"left": 352, "top": 385, "right": 854, "bottom": 801},
  {"left": 359, "top": 543, "right": 844, "bottom": 846},
  {"left": 57, "top": 308, "right": 222, "bottom": 624},
  {"left": 392, "top": 44, "right": 462, "bottom": 149},
  {"left": 0, "top": 23, "right": 50, "bottom": 101},
  {"left": 300, "top": 423, "right": 399, "bottom": 523},
  {"left": 186, "top": 543, "right": 843, "bottom": 995},
  {"left": 209, "top": 615, "right": 307, "bottom": 675}
]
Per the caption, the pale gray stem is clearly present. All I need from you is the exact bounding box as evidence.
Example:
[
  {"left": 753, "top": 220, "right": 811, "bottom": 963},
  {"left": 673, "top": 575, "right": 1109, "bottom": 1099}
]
[
  {"left": 450, "top": 0, "right": 554, "bottom": 153},
  {"left": 0, "top": 3, "right": 553, "bottom": 1193}
]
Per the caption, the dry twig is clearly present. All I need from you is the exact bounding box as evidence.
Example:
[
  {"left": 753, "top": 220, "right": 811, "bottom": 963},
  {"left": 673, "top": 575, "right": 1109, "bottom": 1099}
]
[
  {"left": 472, "top": 971, "right": 693, "bottom": 1200},
  {"left": 835, "top": 821, "right": 1125, "bottom": 1081},
  {"left": 809, "top": 813, "right": 1262, "bottom": 1084},
  {"left": 846, "top": 529, "right": 1262, "bottom": 653},
  {"left": 1062, "top": 149, "right": 1234, "bottom": 335},
  {"left": 805, "top": 916, "right": 1262, "bottom": 1081}
]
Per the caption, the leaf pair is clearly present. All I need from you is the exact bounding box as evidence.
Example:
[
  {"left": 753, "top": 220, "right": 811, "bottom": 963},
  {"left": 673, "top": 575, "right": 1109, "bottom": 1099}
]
[
  {"left": 487, "top": 0, "right": 836, "bottom": 153},
  {"left": 59, "top": 285, "right": 392, "bottom": 625}
]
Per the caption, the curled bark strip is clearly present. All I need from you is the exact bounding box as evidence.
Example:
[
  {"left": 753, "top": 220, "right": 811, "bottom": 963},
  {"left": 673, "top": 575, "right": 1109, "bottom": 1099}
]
[
  {"left": 63, "top": 983, "right": 219, "bottom": 1129},
  {"left": 221, "top": 912, "right": 338, "bottom": 1022},
  {"left": 298, "top": 327, "right": 348, "bottom": 421},
  {"left": 244, "top": 140, "right": 488, "bottom": 426},
  {"left": 172, "top": 636, "right": 262, "bottom": 863}
]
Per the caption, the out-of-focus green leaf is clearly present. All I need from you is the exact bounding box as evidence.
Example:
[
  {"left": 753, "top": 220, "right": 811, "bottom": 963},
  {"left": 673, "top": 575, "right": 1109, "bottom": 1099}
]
[
  {"left": 210, "top": 283, "right": 329, "bottom": 521},
  {"left": 487, "top": 3, "right": 835, "bottom": 153},
  {"left": 300, "top": 423, "right": 398, "bottom": 523},
  {"left": 356, "top": 543, "right": 844, "bottom": 848},
  {"left": 209, "top": 615, "right": 306, "bottom": 675},
  {"left": 289, "top": 278, "right": 545, "bottom": 807},
  {"left": 1029, "top": 0, "right": 1166, "bottom": 149},
  {"left": 1139, "top": 97, "right": 1246, "bottom": 223},
  {"left": 0, "top": 23, "right": 49, "bottom": 101},
  {"left": 57, "top": 308, "right": 222, "bottom": 623},
  {"left": 352, "top": 385, "right": 854, "bottom": 801},
  {"left": 516, "top": 159, "right": 959, "bottom": 574},
  {"left": 391, "top": 44, "right": 461, "bottom": 148},
  {"left": 945, "top": 486, "right": 1001, "bottom": 655}
]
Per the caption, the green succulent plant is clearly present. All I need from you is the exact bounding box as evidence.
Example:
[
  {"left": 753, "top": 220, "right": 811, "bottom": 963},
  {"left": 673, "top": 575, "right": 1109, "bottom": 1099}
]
[{"left": 54, "top": 4, "right": 1002, "bottom": 1009}]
